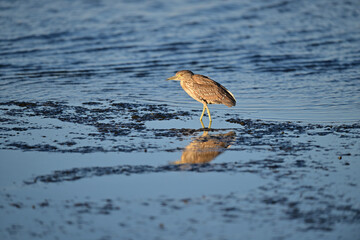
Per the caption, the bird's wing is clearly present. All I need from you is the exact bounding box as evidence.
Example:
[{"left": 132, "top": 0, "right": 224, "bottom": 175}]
[
  {"left": 192, "top": 74, "right": 214, "bottom": 84},
  {"left": 192, "top": 75, "right": 236, "bottom": 107}
]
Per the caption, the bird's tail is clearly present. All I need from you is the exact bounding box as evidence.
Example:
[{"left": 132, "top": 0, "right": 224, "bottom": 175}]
[{"left": 223, "top": 89, "right": 236, "bottom": 107}]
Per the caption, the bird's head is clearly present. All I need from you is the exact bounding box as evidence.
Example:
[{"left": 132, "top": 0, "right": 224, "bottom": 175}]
[{"left": 167, "top": 70, "right": 194, "bottom": 81}]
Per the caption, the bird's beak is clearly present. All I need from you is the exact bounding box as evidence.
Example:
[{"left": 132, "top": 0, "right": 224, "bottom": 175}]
[{"left": 167, "top": 75, "right": 178, "bottom": 81}]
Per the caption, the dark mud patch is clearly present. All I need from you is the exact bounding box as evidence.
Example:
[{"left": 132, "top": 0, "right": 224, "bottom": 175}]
[
  {"left": 7, "top": 142, "right": 59, "bottom": 152},
  {"left": 25, "top": 156, "right": 338, "bottom": 185},
  {"left": 0, "top": 100, "right": 194, "bottom": 152},
  {"left": 131, "top": 111, "right": 189, "bottom": 122},
  {"left": 226, "top": 118, "right": 360, "bottom": 138},
  {"left": 0, "top": 100, "right": 359, "bottom": 154},
  {"left": 154, "top": 128, "right": 209, "bottom": 138},
  {"left": 0, "top": 101, "right": 186, "bottom": 127},
  {"left": 23, "top": 161, "right": 259, "bottom": 184},
  {"left": 68, "top": 199, "right": 121, "bottom": 215},
  {"left": 258, "top": 192, "right": 360, "bottom": 231}
]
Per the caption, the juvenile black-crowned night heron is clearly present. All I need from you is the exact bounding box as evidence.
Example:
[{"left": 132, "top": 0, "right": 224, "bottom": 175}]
[{"left": 167, "top": 70, "right": 236, "bottom": 122}]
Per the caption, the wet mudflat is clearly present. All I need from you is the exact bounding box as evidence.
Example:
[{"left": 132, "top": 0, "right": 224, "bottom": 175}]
[
  {"left": 0, "top": 100, "right": 359, "bottom": 239},
  {"left": 1, "top": 0, "right": 360, "bottom": 239}
]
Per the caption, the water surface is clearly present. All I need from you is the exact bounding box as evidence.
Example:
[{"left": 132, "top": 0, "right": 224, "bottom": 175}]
[
  {"left": 1, "top": 0, "right": 360, "bottom": 239},
  {"left": 1, "top": 0, "right": 359, "bottom": 121}
]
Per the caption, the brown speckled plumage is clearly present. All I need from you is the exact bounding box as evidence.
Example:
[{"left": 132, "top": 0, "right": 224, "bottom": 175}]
[{"left": 167, "top": 70, "right": 236, "bottom": 123}]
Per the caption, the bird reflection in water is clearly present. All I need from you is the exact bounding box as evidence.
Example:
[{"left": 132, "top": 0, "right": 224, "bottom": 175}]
[{"left": 173, "top": 130, "right": 236, "bottom": 165}]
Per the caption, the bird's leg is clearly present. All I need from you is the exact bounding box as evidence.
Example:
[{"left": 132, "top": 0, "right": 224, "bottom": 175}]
[
  {"left": 200, "top": 119, "right": 205, "bottom": 129},
  {"left": 200, "top": 119, "right": 211, "bottom": 130},
  {"left": 206, "top": 106, "right": 212, "bottom": 122},
  {"left": 200, "top": 104, "right": 206, "bottom": 121}
]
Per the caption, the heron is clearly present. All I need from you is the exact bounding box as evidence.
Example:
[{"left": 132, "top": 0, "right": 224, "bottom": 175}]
[{"left": 167, "top": 70, "right": 236, "bottom": 124}]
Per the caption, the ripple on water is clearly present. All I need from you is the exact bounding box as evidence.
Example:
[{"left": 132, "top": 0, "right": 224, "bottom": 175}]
[{"left": 0, "top": 0, "right": 359, "bottom": 122}]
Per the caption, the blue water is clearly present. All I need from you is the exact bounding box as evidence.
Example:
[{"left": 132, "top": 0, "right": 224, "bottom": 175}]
[
  {"left": 1, "top": 1, "right": 360, "bottom": 240},
  {"left": 1, "top": 0, "right": 360, "bottom": 122}
]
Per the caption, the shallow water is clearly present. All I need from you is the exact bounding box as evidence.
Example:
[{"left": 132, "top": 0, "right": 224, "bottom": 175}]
[
  {"left": 1, "top": 0, "right": 360, "bottom": 121},
  {"left": 1, "top": 0, "right": 360, "bottom": 239}
]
